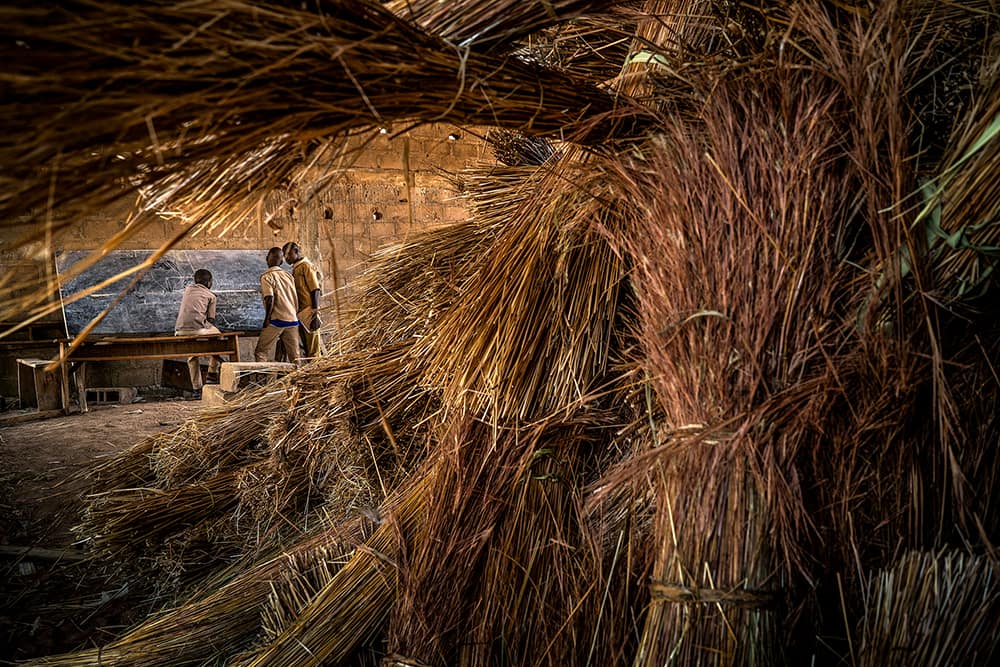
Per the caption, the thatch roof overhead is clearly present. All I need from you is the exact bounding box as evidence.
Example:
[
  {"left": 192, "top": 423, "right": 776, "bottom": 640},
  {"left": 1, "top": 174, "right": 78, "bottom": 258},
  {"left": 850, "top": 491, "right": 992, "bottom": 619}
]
[{"left": 0, "top": 0, "right": 652, "bottom": 242}]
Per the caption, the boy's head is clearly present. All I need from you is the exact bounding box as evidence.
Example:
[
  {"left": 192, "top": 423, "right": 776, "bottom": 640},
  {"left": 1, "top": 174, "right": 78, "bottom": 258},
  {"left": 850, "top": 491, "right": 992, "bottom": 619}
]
[
  {"left": 282, "top": 242, "right": 302, "bottom": 265},
  {"left": 194, "top": 269, "right": 212, "bottom": 288},
  {"left": 267, "top": 247, "right": 284, "bottom": 267}
]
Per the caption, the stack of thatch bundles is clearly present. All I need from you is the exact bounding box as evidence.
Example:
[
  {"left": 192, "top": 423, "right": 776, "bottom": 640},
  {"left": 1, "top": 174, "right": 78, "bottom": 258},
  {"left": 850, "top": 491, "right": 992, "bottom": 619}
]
[
  {"left": 76, "top": 343, "right": 435, "bottom": 593},
  {"left": 4, "top": 0, "right": 999, "bottom": 665}
]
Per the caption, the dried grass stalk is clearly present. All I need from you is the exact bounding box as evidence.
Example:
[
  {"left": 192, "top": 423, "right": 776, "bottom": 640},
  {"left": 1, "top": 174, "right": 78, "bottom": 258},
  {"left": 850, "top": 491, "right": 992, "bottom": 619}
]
[
  {"left": 857, "top": 550, "right": 1000, "bottom": 666},
  {"left": 386, "top": 0, "right": 620, "bottom": 53}
]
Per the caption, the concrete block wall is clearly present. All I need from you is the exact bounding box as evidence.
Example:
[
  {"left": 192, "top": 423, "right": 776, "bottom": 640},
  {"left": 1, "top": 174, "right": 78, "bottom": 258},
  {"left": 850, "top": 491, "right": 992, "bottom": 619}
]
[{"left": 0, "top": 124, "right": 491, "bottom": 394}]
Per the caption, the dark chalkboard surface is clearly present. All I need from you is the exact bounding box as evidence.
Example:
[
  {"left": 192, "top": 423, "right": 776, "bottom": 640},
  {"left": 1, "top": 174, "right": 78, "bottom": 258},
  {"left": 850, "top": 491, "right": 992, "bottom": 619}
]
[{"left": 56, "top": 250, "right": 268, "bottom": 335}]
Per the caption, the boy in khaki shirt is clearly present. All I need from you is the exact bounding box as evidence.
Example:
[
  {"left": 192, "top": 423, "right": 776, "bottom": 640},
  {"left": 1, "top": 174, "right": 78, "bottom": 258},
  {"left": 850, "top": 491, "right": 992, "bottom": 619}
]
[
  {"left": 174, "top": 268, "right": 227, "bottom": 389},
  {"left": 282, "top": 241, "right": 325, "bottom": 358},
  {"left": 254, "top": 247, "right": 300, "bottom": 363}
]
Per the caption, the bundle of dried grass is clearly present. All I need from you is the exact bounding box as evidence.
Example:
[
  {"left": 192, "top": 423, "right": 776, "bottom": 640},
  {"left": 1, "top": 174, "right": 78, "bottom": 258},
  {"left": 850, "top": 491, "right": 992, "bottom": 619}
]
[
  {"left": 794, "top": 0, "right": 1000, "bottom": 558},
  {"left": 151, "top": 391, "right": 285, "bottom": 486},
  {"left": 612, "top": 72, "right": 843, "bottom": 661},
  {"left": 446, "top": 416, "right": 643, "bottom": 666},
  {"left": 0, "top": 0, "right": 644, "bottom": 235},
  {"left": 73, "top": 342, "right": 433, "bottom": 595},
  {"left": 258, "top": 546, "right": 344, "bottom": 644},
  {"left": 486, "top": 128, "right": 557, "bottom": 166},
  {"left": 413, "top": 152, "right": 630, "bottom": 423},
  {"left": 29, "top": 517, "right": 373, "bottom": 667},
  {"left": 606, "top": 3, "right": 999, "bottom": 663},
  {"left": 75, "top": 391, "right": 284, "bottom": 570},
  {"left": 345, "top": 218, "right": 494, "bottom": 352},
  {"left": 384, "top": 419, "right": 583, "bottom": 664},
  {"left": 925, "top": 76, "right": 1000, "bottom": 299},
  {"left": 236, "top": 405, "right": 645, "bottom": 667},
  {"left": 237, "top": 472, "right": 433, "bottom": 667},
  {"left": 346, "top": 161, "right": 564, "bottom": 367}
]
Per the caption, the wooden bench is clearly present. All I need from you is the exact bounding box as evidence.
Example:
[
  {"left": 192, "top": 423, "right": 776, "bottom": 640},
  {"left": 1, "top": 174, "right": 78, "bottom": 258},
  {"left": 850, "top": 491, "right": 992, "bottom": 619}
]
[
  {"left": 16, "top": 357, "right": 63, "bottom": 412},
  {"left": 51, "top": 331, "right": 244, "bottom": 412}
]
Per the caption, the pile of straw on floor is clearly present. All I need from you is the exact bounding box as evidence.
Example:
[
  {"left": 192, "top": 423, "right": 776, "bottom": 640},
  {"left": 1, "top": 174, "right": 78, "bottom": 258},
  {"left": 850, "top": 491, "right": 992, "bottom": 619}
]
[{"left": 3, "top": 1, "right": 999, "bottom": 665}]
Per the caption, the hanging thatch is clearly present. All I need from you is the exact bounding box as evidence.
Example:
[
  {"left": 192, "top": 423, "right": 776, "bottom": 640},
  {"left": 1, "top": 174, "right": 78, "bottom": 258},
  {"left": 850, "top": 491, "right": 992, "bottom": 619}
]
[
  {"left": 0, "top": 0, "right": 648, "bottom": 234},
  {"left": 8, "top": 0, "right": 1000, "bottom": 665}
]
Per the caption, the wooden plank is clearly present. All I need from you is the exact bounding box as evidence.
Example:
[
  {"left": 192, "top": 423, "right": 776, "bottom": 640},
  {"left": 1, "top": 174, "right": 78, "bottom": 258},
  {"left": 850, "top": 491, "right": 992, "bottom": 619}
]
[
  {"left": 59, "top": 341, "right": 71, "bottom": 413},
  {"left": 65, "top": 331, "right": 242, "bottom": 345},
  {"left": 0, "top": 408, "right": 73, "bottom": 426},
  {"left": 64, "top": 334, "right": 242, "bottom": 362},
  {"left": 0, "top": 321, "right": 64, "bottom": 342},
  {"left": 0, "top": 339, "right": 63, "bottom": 350}
]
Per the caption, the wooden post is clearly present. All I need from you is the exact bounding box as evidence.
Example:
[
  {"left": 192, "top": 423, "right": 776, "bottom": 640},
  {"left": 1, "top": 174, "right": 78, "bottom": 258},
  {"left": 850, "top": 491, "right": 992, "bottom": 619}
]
[
  {"left": 58, "top": 340, "right": 71, "bottom": 414},
  {"left": 75, "top": 361, "right": 89, "bottom": 413},
  {"left": 402, "top": 137, "right": 415, "bottom": 228}
]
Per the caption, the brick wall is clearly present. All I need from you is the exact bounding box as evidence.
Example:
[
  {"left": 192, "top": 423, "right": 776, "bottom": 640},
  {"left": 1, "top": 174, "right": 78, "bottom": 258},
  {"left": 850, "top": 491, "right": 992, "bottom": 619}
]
[
  {"left": 0, "top": 124, "right": 489, "bottom": 395},
  {"left": 48, "top": 124, "right": 484, "bottom": 292}
]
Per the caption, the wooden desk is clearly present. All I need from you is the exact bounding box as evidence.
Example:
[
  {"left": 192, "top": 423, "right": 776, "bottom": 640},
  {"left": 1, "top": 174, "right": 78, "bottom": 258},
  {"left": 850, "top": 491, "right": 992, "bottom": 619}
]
[
  {"left": 0, "top": 321, "right": 66, "bottom": 342},
  {"left": 55, "top": 332, "right": 243, "bottom": 412}
]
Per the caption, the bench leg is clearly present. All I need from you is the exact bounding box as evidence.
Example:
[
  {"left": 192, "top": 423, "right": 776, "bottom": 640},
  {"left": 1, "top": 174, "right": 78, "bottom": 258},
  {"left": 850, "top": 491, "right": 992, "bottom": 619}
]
[
  {"left": 59, "top": 358, "right": 69, "bottom": 414},
  {"left": 75, "top": 362, "right": 89, "bottom": 413}
]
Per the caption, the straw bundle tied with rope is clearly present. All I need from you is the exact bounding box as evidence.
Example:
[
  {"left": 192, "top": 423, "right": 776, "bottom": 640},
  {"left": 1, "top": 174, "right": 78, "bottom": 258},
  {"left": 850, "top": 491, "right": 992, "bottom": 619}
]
[{"left": 7, "top": 0, "right": 1000, "bottom": 665}]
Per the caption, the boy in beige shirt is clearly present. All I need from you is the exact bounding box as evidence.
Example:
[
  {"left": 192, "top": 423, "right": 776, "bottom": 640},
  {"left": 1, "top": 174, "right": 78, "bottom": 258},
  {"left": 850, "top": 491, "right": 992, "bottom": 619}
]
[
  {"left": 174, "top": 268, "right": 226, "bottom": 389},
  {"left": 282, "top": 241, "right": 325, "bottom": 358},
  {"left": 254, "top": 247, "right": 300, "bottom": 363}
]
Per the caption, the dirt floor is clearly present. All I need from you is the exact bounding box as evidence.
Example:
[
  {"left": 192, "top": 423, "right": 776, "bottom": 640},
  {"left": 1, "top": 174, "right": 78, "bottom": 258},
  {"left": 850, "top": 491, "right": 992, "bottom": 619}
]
[{"left": 0, "top": 398, "right": 199, "bottom": 663}]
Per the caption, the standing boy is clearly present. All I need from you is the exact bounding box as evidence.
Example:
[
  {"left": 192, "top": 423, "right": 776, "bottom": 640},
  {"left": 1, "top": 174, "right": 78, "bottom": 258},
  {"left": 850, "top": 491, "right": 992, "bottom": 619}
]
[
  {"left": 282, "top": 241, "right": 325, "bottom": 358},
  {"left": 254, "top": 247, "right": 300, "bottom": 364}
]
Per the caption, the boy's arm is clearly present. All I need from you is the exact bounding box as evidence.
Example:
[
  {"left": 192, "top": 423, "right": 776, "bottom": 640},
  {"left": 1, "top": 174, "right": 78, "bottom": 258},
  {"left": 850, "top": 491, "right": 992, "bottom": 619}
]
[
  {"left": 260, "top": 275, "right": 274, "bottom": 329},
  {"left": 262, "top": 295, "right": 274, "bottom": 329},
  {"left": 309, "top": 288, "right": 321, "bottom": 330},
  {"left": 306, "top": 264, "right": 322, "bottom": 329}
]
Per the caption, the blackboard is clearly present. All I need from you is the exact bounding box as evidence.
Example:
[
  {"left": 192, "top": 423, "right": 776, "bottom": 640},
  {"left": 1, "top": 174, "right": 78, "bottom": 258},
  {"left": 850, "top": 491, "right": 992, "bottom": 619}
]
[{"left": 56, "top": 249, "right": 268, "bottom": 335}]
